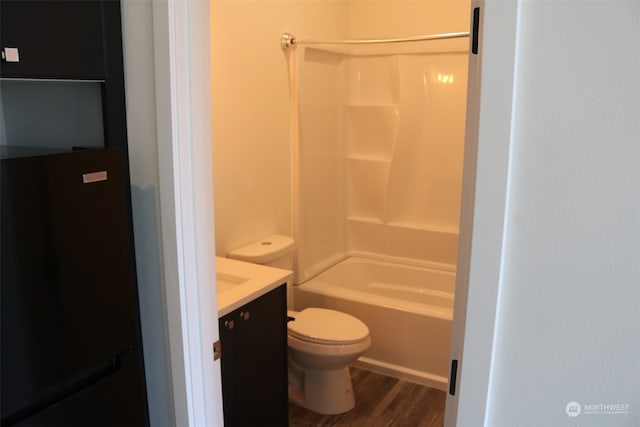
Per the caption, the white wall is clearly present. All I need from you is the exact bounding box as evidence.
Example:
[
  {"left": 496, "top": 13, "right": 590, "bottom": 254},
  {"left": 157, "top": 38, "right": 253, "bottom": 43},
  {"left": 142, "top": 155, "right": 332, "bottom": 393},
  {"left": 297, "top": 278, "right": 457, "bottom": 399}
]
[
  {"left": 487, "top": 1, "right": 640, "bottom": 426},
  {"left": 121, "top": 2, "right": 174, "bottom": 426}
]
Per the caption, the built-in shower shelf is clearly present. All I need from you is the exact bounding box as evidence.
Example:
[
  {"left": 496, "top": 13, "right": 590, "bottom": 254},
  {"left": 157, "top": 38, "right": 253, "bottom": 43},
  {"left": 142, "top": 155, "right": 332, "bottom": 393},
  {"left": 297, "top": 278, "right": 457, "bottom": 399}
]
[
  {"left": 346, "top": 216, "right": 459, "bottom": 235},
  {"left": 385, "top": 221, "right": 459, "bottom": 234},
  {"left": 347, "top": 216, "right": 384, "bottom": 225},
  {"left": 347, "top": 155, "right": 391, "bottom": 163},
  {"left": 347, "top": 103, "right": 399, "bottom": 108}
]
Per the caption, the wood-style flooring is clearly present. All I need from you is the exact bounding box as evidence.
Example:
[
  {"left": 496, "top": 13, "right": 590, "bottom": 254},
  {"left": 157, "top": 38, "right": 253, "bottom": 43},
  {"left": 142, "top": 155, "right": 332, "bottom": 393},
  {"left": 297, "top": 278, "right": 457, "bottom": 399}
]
[{"left": 289, "top": 367, "right": 446, "bottom": 427}]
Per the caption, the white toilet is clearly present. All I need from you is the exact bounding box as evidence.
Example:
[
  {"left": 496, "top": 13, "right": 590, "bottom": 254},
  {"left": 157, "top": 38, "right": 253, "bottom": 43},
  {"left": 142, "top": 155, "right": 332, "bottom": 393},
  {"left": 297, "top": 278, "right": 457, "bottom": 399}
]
[{"left": 228, "top": 235, "right": 371, "bottom": 415}]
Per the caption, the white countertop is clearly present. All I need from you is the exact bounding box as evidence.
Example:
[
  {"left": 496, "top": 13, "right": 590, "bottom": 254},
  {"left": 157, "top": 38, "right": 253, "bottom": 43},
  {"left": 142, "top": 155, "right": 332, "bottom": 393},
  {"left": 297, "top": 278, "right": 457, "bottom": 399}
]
[{"left": 216, "top": 256, "right": 292, "bottom": 317}]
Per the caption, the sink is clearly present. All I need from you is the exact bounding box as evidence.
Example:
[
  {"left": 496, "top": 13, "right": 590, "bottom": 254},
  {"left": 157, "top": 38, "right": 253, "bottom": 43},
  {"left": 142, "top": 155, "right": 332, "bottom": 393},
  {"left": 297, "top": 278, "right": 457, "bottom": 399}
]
[
  {"left": 216, "top": 272, "right": 250, "bottom": 294},
  {"left": 215, "top": 256, "right": 292, "bottom": 317}
]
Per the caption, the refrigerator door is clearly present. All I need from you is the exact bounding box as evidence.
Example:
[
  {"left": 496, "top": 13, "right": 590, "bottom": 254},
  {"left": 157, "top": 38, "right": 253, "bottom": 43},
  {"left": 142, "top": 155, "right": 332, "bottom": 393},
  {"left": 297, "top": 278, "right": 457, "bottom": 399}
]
[
  {"left": 8, "top": 351, "right": 146, "bottom": 427},
  {"left": 1, "top": 149, "right": 147, "bottom": 425}
]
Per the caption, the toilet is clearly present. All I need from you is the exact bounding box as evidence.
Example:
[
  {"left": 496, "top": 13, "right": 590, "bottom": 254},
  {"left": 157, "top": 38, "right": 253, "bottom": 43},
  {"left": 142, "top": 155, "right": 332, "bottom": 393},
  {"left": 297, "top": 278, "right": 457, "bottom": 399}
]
[{"left": 228, "top": 235, "right": 371, "bottom": 415}]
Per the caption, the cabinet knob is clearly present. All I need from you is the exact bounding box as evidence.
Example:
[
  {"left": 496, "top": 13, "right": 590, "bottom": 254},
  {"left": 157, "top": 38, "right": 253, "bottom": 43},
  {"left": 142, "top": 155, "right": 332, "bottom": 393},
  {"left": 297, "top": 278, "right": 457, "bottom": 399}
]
[
  {"left": 240, "top": 311, "right": 250, "bottom": 320},
  {"left": 225, "top": 320, "right": 235, "bottom": 330}
]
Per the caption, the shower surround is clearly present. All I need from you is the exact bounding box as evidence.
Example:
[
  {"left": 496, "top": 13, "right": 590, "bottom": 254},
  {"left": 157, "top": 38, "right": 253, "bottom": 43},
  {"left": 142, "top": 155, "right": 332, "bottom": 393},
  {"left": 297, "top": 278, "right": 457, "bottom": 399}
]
[{"left": 295, "top": 44, "right": 468, "bottom": 281}]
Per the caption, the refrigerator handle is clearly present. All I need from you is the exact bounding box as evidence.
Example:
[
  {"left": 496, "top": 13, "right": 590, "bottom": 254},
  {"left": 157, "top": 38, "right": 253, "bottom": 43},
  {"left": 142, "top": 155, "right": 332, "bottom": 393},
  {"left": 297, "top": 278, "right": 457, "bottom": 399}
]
[{"left": 1, "top": 348, "right": 135, "bottom": 427}]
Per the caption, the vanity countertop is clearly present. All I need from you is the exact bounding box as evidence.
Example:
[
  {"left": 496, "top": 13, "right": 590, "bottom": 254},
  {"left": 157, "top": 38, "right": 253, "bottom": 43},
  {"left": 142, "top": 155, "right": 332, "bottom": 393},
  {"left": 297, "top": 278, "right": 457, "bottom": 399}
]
[{"left": 216, "top": 256, "right": 292, "bottom": 317}]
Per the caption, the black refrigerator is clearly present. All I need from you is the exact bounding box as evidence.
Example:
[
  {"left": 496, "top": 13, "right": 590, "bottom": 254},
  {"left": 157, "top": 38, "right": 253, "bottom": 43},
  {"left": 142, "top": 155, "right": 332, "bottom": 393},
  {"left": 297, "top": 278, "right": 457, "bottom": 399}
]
[{"left": 1, "top": 148, "right": 149, "bottom": 426}]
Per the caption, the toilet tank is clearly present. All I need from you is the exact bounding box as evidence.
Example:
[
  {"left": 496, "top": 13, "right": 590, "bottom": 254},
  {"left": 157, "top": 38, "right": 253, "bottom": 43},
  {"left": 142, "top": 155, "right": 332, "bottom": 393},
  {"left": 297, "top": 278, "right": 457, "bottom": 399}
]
[{"left": 227, "top": 235, "right": 295, "bottom": 270}]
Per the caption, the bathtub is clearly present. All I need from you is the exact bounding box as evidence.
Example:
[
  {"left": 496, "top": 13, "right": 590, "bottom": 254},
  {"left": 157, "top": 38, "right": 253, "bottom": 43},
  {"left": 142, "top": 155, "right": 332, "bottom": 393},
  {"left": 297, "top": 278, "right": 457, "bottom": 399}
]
[{"left": 293, "top": 256, "right": 454, "bottom": 391}]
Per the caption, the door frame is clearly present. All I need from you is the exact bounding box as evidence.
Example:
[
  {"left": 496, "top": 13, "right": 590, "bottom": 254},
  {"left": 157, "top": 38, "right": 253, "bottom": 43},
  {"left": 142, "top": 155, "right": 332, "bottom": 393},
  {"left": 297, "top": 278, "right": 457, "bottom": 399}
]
[
  {"left": 444, "top": 1, "right": 520, "bottom": 425},
  {"left": 152, "top": 0, "right": 223, "bottom": 425}
]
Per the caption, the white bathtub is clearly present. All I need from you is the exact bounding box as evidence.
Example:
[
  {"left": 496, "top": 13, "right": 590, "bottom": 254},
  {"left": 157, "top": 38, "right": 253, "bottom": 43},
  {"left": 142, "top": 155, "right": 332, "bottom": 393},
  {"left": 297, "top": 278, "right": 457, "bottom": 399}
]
[{"left": 293, "top": 256, "right": 454, "bottom": 391}]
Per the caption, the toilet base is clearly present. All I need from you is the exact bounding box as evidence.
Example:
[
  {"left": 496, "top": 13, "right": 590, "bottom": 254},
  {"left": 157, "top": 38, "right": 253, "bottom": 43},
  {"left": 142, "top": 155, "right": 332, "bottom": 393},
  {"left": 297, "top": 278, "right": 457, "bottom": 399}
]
[{"left": 289, "top": 366, "right": 355, "bottom": 415}]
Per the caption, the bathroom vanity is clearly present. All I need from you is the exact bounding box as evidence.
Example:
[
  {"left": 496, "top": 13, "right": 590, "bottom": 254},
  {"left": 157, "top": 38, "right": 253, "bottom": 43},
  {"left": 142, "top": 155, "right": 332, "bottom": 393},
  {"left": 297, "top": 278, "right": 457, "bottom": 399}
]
[{"left": 216, "top": 257, "right": 291, "bottom": 427}]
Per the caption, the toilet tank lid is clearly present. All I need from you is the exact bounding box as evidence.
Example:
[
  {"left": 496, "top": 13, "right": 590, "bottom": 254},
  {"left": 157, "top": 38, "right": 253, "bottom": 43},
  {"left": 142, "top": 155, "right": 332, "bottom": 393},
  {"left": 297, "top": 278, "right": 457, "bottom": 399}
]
[{"left": 227, "top": 235, "right": 294, "bottom": 264}]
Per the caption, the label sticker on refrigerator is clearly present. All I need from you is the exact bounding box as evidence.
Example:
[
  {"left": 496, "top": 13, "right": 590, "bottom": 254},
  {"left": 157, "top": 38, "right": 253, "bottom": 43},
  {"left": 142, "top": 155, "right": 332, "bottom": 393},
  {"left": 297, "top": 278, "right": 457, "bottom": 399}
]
[{"left": 82, "top": 171, "right": 108, "bottom": 184}]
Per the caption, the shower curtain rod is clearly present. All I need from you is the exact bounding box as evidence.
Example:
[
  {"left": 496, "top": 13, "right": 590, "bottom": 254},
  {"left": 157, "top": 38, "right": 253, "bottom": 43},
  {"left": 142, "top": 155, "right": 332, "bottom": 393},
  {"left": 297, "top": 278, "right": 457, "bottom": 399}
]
[{"left": 280, "top": 31, "right": 469, "bottom": 49}]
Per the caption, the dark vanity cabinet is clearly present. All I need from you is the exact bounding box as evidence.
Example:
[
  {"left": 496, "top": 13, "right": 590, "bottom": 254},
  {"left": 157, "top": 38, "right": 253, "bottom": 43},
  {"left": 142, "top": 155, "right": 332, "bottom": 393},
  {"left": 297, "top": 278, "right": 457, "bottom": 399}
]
[{"left": 219, "top": 285, "right": 289, "bottom": 427}]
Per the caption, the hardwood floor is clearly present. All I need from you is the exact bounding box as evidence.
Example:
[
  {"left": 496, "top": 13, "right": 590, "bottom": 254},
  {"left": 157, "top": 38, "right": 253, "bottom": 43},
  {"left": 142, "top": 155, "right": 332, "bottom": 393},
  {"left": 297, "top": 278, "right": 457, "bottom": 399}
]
[{"left": 289, "top": 367, "right": 446, "bottom": 427}]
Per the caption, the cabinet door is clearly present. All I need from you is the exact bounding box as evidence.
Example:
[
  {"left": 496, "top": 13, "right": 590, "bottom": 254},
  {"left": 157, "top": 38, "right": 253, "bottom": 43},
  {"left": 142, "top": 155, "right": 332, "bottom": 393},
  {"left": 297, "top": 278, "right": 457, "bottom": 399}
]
[
  {"left": 219, "top": 285, "right": 289, "bottom": 427},
  {"left": 236, "top": 286, "right": 288, "bottom": 427},
  {"left": 0, "top": 1, "right": 105, "bottom": 79},
  {"left": 218, "top": 312, "right": 240, "bottom": 427}
]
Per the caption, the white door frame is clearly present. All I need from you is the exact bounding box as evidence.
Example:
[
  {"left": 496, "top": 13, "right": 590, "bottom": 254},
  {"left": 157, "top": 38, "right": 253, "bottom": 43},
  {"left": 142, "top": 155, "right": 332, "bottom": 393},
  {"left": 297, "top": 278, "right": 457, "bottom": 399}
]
[
  {"left": 153, "top": 0, "right": 521, "bottom": 426},
  {"left": 445, "top": 1, "right": 520, "bottom": 426},
  {"left": 153, "top": 0, "right": 223, "bottom": 426}
]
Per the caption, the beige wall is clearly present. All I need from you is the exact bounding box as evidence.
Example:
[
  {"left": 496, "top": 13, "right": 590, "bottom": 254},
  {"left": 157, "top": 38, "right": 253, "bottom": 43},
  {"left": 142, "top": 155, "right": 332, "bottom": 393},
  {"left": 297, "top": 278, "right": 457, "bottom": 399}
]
[
  {"left": 347, "top": 0, "right": 470, "bottom": 38},
  {"left": 210, "top": 1, "right": 348, "bottom": 255},
  {"left": 211, "top": 1, "right": 470, "bottom": 257}
]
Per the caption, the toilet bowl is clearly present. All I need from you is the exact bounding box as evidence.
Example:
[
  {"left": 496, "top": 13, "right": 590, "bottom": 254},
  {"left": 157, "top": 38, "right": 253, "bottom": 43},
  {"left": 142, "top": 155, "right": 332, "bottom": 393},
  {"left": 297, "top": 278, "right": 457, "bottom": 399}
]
[
  {"left": 287, "top": 307, "right": 371, "bottom": 414},
  {"left": 227, "top": 235, "right": 372, "bottom": 415}
]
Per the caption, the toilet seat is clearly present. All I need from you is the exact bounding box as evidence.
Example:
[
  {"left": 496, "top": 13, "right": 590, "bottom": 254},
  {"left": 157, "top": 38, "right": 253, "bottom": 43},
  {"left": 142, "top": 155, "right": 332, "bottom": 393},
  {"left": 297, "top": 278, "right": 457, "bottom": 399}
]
[{"left": 287, "top": 308, "right": 369, "bottom": 345}]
